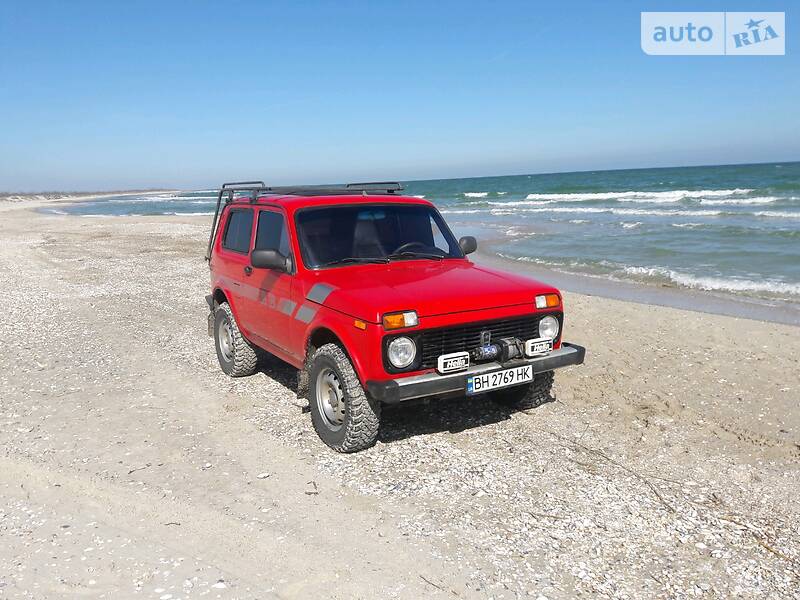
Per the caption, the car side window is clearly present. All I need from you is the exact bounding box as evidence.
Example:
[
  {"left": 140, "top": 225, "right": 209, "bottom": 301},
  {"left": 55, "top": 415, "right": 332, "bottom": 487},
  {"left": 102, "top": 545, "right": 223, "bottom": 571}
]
[
  {"left": 255, "top": 210, "right": 290, "bottom": 256},
  {"left": 222, "top": 209, "right": 254, "bottom": 254}
]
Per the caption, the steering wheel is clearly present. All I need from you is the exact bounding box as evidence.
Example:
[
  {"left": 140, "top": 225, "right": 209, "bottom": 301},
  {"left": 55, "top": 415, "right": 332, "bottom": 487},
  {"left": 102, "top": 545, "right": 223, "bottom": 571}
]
[{"left": 393, "top": 241, "right": 428, "bottom": 254}]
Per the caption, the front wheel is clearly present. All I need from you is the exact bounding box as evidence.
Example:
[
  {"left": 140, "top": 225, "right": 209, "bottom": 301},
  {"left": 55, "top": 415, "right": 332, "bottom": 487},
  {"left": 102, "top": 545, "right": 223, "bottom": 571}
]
[
  {"left": 308, "top": 343, "right": 380, "bottom": 452},
  {"left": 214, "top": 302, "right": 259, "bottom": 377},
  {"left": 490, "top": 371, "right": 555, "bottom": 410}
]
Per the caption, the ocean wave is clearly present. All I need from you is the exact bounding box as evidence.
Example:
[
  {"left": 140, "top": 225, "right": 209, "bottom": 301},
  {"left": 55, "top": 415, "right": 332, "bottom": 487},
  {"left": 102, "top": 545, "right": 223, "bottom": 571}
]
[
  {"left": 489, "top": 206, "right": 724, "bottom": 217},
  {"left": 754, "top": 211, "right": 800, "bottom": 219},
  {"left": 162, "top": 211, "right": 214, "bottom": 216},
  {"left": 700, "top": 197, "right": 779, "bottom": 205},
  {"left": 623, "top": 266, "right": 800, "bottom": 296},
  {"left": 621, "top": 221, "right": 643, "bottom": 229},
  {"left": 671, "top": 222, "right": 705, "bottom": 229},
  {"left": 109, "top": 194, "right": 217, "bottom": 203},
  {"left": 463, "top": 192, "right": 489, "bottom": 198},
  {"left": 497, "top": 252, "right": 800, "bottom": 297},
  {"left": 504, "top": 227, "right": 529, "bottom": 237},
  {"left": 514, "top": 188, "right": 753, "bottom": 204}
]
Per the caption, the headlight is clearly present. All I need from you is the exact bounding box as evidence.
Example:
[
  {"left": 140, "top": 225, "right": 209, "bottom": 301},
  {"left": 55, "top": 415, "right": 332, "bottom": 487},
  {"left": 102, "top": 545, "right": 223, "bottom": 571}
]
[
  {"left": 387, "top": 336, "right": 416, "bottom": 368},
  {"left": 538, "top": 315, "right": 560, "bottom": 340}
]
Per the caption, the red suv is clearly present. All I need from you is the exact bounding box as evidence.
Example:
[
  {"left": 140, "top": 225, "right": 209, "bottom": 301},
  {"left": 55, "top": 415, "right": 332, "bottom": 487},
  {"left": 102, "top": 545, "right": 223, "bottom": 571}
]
[{"left": 206, "top": 181, "right": 585, "bottom": 452}]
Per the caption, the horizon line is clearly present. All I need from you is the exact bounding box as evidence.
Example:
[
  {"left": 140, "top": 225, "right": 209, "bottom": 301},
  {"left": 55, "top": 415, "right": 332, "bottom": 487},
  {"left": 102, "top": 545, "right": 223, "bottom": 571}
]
[{"left": 4, "top": 158, "right": 798, "bottom": 194}]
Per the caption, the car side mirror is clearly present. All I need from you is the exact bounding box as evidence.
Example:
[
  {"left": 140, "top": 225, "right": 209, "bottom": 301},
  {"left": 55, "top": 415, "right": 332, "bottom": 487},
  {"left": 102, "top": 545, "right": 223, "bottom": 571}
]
[
  {"left": 458, "top": 236, "right": 477, "bottom": 255},
  {"left": 251, "top": 249, "right": 288, "bottom": 271}
]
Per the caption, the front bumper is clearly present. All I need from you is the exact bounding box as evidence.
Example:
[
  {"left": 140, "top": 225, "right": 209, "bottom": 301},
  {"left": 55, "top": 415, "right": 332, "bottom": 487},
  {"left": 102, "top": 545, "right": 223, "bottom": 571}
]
[{"left": 367, "top": 342, "right": 585, "bottom": 404}]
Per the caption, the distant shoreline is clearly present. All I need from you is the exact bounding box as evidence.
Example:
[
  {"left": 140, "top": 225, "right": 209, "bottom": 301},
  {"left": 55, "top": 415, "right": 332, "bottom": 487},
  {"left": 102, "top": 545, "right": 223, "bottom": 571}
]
[{"left": 0, "top": 190, "right": 179, "bottom": 213}]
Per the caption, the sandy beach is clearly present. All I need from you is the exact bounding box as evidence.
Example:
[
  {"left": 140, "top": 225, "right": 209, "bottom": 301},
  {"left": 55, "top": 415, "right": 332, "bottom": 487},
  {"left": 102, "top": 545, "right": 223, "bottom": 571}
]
[{"left": 1, "top": 201, "right": 799, "bottom": 598}]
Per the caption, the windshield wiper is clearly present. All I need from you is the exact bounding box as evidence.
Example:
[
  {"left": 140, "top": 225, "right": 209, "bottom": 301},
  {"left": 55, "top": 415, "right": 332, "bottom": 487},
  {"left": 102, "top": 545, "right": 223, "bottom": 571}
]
[
  {"left": 386, "top": 251, "right": 444, "bottom": 261},
  {"left": 320, "top": 256, "right": 390, "bottom": 267}
]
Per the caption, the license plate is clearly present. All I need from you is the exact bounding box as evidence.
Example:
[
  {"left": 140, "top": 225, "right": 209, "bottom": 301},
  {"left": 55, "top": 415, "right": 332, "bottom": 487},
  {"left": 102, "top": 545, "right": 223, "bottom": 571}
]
[{"left": 466, "top": 365, "right": 533, "bottom": 395}]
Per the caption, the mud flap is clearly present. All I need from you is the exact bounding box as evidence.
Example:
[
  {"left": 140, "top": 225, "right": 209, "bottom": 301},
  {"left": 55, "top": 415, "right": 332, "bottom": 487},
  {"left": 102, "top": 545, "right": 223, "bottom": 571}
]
[{"left": 205, "top": 295, "right": 215, "bottom": 337}]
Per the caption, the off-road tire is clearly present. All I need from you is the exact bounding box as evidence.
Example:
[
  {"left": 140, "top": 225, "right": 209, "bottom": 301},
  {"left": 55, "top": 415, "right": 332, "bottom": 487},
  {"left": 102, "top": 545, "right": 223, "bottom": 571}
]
[
  {"left": 214, "top": 302, "right": 259, "bottom": 377},
  {"left": 308, "top": 343, "right": 380, "bottom": 452},
  {"left": 490, "top": 371, "right": 555, "bottom": 410}
]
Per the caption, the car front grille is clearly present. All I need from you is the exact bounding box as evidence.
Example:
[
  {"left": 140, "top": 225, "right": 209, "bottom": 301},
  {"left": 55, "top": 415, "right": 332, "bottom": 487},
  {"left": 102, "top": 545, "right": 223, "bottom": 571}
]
[{"left": 418, "top": 313, "right": 562, "bottom": 370}]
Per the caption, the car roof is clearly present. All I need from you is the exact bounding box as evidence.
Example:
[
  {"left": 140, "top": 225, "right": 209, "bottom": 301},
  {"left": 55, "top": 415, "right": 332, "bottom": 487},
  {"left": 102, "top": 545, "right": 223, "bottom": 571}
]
[{"left": 229, "top": 193, "right": 433, "bottom": 211}]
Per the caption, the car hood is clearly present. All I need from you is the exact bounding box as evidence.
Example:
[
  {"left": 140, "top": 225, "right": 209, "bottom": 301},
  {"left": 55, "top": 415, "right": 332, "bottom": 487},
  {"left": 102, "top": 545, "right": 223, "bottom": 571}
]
[{"left": 302, "top": 259, "right": 559, "bottom": 323}]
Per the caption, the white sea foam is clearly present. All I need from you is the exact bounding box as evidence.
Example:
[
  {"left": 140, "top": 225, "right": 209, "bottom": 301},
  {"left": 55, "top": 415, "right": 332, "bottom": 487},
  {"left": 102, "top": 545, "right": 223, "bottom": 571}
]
[
  {"left": 488, "top": 206, "right": 724, "bottom": 217},
  {"left": 110, "top": 194, "right": 217, "bottom": 203},
  {"left": 504, "top": 227, "right": 529, "bottom": 237},
  {"left": 498, "top": 253, "right": 800, "bottom": 297},
  {"left": 511, "top": 188, "right": 754, "bottom": 204},
  {"left": 162, "top": 211, "right": 214, "bottom": 216},
  {"left": 623, "top": 266, "right": 800, "bottom": 296},
  {"left": 464, "top": 192, "right": 489, "bottom": 198},
  {"left": 568, "top": 219, "right": 591, "bottom": 224},
  {"left": 621, "top": 221, "right": 643, "bottom": 229},
  {"left": 754, "top": 211, "right": 800, "bottom": 219},
  {"left": 671, "top": 222, "right": 704, "bottom": 229},
  {"left": 700, "top": 197, "right": 779, "bottom": 205}
]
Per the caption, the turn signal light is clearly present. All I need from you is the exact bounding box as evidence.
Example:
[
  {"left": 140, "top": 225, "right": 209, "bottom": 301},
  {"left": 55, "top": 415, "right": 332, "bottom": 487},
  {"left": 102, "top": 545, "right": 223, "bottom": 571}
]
[
  {"left": 535, "top": 294, "right": 560, "bottom": 309},
  {"left": 382, "top": 311, "right": 419, "bottom": 330}
]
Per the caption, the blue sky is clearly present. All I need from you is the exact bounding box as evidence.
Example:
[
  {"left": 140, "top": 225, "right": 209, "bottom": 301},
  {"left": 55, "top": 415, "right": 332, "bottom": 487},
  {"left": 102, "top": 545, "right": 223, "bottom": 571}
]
[{"left": 0, "top": 1, "right": 797, "bottom": 190}]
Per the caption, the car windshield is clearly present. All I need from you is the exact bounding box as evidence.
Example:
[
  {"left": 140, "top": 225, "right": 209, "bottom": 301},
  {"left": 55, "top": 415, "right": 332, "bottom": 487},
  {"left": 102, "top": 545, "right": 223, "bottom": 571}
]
[{"left": 296, "top": 204, "right": 463, "bottom": 268}]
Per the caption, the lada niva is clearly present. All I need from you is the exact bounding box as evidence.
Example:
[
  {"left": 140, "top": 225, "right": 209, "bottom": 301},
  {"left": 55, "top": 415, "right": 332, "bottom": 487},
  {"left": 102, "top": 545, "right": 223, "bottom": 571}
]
[{"left": 206, "top": 181, "right": 585, "bottom": 452}]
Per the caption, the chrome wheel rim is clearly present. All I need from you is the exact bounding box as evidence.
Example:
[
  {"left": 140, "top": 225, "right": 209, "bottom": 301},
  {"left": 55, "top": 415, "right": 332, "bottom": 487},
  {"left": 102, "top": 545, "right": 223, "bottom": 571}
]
[
  {"left": 218, "top": 318, "right": 234, "bottom": 362},
  {"left": 315, "top": 367, "right": 345, "bottom": 430}
]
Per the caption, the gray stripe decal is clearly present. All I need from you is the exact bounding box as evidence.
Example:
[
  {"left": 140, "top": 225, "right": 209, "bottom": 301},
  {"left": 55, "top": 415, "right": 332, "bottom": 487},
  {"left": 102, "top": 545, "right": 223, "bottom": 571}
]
[
  {"left": 306, "top": 283, "right": 335, "bottom": 304},
  {"left": 278, "top": 298, "right": 297, "bottom": 315},
  {"left": 295, "top": 304, "right": 318, "bottom": 323}
]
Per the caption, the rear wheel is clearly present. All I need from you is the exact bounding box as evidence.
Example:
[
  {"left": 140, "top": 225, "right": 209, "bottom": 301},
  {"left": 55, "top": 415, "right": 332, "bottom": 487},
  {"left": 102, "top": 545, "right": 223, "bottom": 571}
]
[
  {"left": 214, "top": 302, "right": 259, "bottom": 377},
  {"left": 308, "top": 343, "right": 380, "bottom": 452},
  {"left": 490, "top": 371, "right": 555, "bottom": 410}
]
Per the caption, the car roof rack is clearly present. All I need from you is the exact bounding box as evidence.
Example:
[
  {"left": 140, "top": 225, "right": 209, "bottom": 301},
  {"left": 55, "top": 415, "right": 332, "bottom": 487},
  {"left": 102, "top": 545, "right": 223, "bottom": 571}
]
[{"left": 205, "top": 181, "right": 404, "bottom": 260}]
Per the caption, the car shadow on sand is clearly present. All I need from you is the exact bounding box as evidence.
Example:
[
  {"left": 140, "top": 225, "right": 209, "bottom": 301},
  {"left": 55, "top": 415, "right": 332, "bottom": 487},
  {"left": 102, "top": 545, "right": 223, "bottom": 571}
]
[
  {"left": 255, "top": 354, "right": 520, "bottom": 444},
  {"left": 378, "top": 396, "right": 515, "bottom": 443}
]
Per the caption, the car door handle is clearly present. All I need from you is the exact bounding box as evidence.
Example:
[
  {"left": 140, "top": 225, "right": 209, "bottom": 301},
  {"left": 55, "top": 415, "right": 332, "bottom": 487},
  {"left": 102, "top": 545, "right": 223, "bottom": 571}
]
[{"left": 243, "top": 266, "right": 253, "bottom": 276}]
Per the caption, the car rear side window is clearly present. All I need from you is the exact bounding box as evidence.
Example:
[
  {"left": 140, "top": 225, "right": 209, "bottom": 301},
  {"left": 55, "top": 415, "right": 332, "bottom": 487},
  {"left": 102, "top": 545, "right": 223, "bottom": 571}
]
[
  {"left": 222, "top": 209, "right": 253, "bottom": 254},
  {"left": 255, "top": 210, "right": 290, "bottom": 256}
]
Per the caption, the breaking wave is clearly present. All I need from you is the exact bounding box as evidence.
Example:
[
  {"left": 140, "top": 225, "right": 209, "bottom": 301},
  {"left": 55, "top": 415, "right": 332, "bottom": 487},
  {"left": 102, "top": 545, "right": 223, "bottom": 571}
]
[
  {"left": 513, "top": 188, "right": 753, "bottom": 203},
  {"left": 754, "top": 211, "right": 800, "bottom": 219},
  {"left": 699, "top": 197, "right": 779, "bottom": 205},
  {"left": 623, "top": 266, "right": 800, "bottom": 296},
  {"left": 489, "top": 206, "right": 725, "bottom": 217}
]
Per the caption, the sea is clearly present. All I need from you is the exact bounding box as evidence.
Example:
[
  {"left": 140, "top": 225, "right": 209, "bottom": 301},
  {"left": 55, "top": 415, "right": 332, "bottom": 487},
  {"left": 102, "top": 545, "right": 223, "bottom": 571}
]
[{"left": 48, "top": 162, "right": 800, "bottom": 311}]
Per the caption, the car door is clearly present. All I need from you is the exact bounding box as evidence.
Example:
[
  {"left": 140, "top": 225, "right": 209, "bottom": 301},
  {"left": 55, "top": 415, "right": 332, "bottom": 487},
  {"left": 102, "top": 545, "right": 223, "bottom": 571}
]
[
  {"left": 216, "top": 206, "right": 257, "bottom": 335},
  {"left": 246, "top": 207, "right": 298, "bottom": 359}
]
